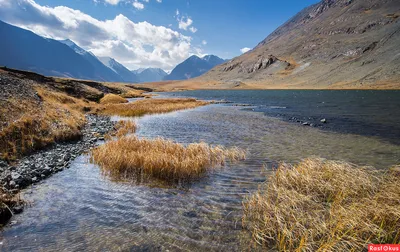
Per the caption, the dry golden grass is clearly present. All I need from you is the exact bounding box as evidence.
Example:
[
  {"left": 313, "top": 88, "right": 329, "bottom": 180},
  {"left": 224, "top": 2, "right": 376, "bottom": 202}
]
[
  {"left": 0, "top": 87, "right": 86, "bottom": 160},
  {"left": 90, "top": 135, "right": 246, "bottom": 183},
  {"left": 105, "top": 120, "right": 137, "bottom": 140},
  {"left": 102, "top": 82, "right": 147, "bottom": 98},
  {"left": 99, "top": 98, "right": 208, "bottom": 117},
  {"left": 100, "top": 94, "right": 128, "bottom": 104},
  {"left": 120, "top": 90, "right": 149, "bottom": 98},
  {"left": 242, "top": 158, "right": 400, "bottom": 251}
]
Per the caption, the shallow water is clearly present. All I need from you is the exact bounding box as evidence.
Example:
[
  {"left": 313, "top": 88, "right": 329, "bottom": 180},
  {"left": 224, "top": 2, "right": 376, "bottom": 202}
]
[
  {"left": 164, "top": 90, "right": 400, "bottom": 145},
  {"left": 1, "top": 93, "right": 399, "bottom": 251}
]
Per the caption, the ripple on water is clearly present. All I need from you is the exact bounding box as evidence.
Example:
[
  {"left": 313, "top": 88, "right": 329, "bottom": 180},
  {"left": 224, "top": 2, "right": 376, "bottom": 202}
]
[{"left": 1, "top": 104, "right": 399, "bottom": 251}]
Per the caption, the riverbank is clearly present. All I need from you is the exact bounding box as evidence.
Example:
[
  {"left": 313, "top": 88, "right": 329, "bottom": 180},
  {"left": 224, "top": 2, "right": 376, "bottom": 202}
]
[
  {"left": 0, "top": 114, "right": 116, "bottom": 223},
  {"left": 1, "top": 95, "right": 399, "bottom": 250},
  {"left": 0, "top": 67, "right": 215, "bottom": 226}
]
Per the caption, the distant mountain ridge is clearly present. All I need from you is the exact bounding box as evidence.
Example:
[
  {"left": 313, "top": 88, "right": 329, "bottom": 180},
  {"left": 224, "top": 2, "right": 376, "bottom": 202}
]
[
  {"left": 0, "top": 20, "right": 141, "bottom": 82},
  {"left": 133, "top": 68, "right": 167, "bottom": 83},
  {"left": 98, "top": 57, "right": 139, "bottom": 83},
  {"left": 0, "top": 20, "right": 100, "bottom": 80},
  {"left": 164, "top": 55, "right": 226, "bottom": 81},
  {"left": 59, "top": 39, "right": 124, "bottom": 82}
]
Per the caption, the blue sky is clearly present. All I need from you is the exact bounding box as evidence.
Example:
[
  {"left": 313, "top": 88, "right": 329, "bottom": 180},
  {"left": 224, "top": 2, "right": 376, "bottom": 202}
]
[{"left": 0, "top": 0, "right": 319, "bottom": 71}]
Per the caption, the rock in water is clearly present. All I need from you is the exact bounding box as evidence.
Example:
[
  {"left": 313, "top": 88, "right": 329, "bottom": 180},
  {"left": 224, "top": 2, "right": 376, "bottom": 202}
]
[{"left": 0, "top": 204, "right": 13, "bottom": 226}]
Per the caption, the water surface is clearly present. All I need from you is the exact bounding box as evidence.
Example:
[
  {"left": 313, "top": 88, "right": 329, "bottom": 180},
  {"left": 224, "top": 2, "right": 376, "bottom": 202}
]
[
  {"left": 164, "top": 90, "right": 400, "bottom": 145},
  {"left": 1, "top": 91, "right": 399, "bottom": 251}
]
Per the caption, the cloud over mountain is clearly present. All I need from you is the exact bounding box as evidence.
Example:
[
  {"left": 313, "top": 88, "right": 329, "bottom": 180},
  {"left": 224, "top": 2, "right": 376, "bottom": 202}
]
[{"left": 0, "top": 0, "right": 193, "bottom": 70}]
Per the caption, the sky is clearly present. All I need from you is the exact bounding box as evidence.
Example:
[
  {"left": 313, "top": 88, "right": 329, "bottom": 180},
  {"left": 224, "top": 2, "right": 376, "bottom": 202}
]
[{"left": 0, "top": 0, "right": 319, "bottom": 71}]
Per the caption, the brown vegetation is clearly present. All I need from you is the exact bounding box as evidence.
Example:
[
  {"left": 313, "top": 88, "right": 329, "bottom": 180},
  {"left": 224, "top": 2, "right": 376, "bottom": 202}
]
[
  {"left": 90, "top": 135, "right": 246, "bottom": 183},
  {"left": 100, "top": 94, "right": 128, "bottom": 104},
  {"left": 101, "top": 82, "right": 148, "bottom": 98},
  {"left": 242, "top": 158, "right": 400, "bottom": 251},
  {"left": 99, "top": 98, "right": 208, "bottom": 117},
  {"left": 0, "top": 87, "right": 86, "bottom": 161},
  {"left": 105, "top": 120, "right": 137, "bottom": 140}
]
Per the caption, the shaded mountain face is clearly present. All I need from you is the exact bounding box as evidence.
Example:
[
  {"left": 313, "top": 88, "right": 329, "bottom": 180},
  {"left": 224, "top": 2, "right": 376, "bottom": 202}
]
[
  {"left": 0, "top": 20, "right": 98, "bottom": 80},
  {"left": 98, "top": 57, "right": 139, "bottom": 83},
  {"left": 199, "top": 0, "right": 400, "bottom": 89},
  {"left": 60, "top": 39, "right": 124, "bottom": 82},
  {"left": 164, "top": 55, "right": 226, "bottom": 81},
  {"left": 133, "top": 68, "right": 167, "bottom": 83}
]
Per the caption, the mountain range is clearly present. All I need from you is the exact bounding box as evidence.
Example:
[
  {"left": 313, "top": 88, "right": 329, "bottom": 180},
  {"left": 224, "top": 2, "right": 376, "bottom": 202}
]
[
  {"left": 98, "top": 56, "right": 139, "bottom": 83},
  {"left": 0, "top": 20, "right": 222, "bottom": 83},
  {"left": 163, "top": 55, "right": 226, "bottom": 81},
  {"left": 133, "top": 68, "right": 168, "bottom": 83}
]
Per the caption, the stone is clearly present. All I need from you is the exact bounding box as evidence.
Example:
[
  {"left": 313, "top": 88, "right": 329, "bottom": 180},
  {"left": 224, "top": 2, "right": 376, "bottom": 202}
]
[
  {"left": 320, "top": 118, "right": 327, "bottom": 123},
  {"left": 0, "top": 205, "right": 13, "bottom": 225},
  {"left": 302, "top": 122, "right": 310, "bottom": 126},
  {"left": 0, "top": 161, "right": 7, "bottom": 168},
  {"left": 64, "top": 153, "right": 71, "bottom": 161},
  {"left": 9, "top": 181, "right": 16, "bottom": 188},
  {"left": 13, "top": 206, "right": 23, "bottom": 214},
  {"left": 11, "top": 172, "right": 21, "bottom": 181}
]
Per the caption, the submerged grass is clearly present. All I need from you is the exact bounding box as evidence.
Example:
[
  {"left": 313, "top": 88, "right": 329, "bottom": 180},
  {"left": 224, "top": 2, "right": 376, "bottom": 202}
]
[
  {"left": 90, "top": 135, "right": 246, "bottom": 183},
  {"left": 242, "top": 158, "right": 400, "bottom": 251},
  {"left": 99, "top": 98, "right": 208, "bottom": 117}
]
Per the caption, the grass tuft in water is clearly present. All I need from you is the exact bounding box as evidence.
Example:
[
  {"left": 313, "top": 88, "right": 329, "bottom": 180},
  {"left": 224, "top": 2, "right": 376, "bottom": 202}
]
[
  {"left": 242, "top": 158, "right": 400, "bottom": 251},
  {"left": 99, "top": 98, "right": 208, "bottom": 117},
  {"left": 90, "top": 135, "right": 246, "bottom": 183}
]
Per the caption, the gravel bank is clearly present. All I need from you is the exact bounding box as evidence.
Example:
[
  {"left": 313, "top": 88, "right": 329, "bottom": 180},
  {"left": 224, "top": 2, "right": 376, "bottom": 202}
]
[{"left": 0, "top": 114, "right": 115, "bottom": 216}]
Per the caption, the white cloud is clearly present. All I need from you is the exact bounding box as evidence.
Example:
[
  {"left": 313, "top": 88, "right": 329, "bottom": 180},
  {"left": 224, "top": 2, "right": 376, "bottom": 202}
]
[
  {"left": 174, "top": 9, "right": 197, "bottom": 33},
  {"left": 133, "top": 0, "right": 144, "bottom": 10},
  {"left": 202, "top": 40, "right": 207, "bottom": 45},
  {"left": 0, "top": 0, "right": 195, "bottom": 70},
  {"left": 177, "top": 16, "right": 192, "bottom": 30},
  {"left": 156, "top": 0, "right": 162, "bottom": 2},
  {"left": 189, "top": 26, "right": 197, "bottom": 33},
  {"left": 104, "top": 0, "right": 122, "bottom": 5},
  {"left": 240, "top": 47, "right": 251, "bottom": 53}
]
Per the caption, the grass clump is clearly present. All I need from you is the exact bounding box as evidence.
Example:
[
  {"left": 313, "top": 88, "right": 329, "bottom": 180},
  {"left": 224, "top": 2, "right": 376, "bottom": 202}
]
[
  {"left": 242, "top": 158, "right": 400, "bottom": 251},
  {"left": 105, "top": 120, "right": 137, "bottom": 140},
  {"left": 100, "top": 94, "right": 128, "bottom": 104},
  {"left": 90, "top": 135, "right": 246, "bottom": 183},
  {"left": 99, "top": 98, "right": 208, "bottom": 117}
]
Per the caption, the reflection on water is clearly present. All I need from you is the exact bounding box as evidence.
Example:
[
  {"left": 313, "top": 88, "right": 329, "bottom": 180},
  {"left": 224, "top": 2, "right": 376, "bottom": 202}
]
[{"left": 1, "top": 104, "right": 399, "bottom": 251}]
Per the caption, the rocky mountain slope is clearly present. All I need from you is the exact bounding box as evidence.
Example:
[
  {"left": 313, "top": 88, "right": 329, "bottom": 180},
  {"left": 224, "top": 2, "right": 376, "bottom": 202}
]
[
  {"left": 197, "top": 0, "right": 400, "bottom": 89},
  {"left": 164, "top": 55, "right": 225, "bottom": 81},
  {"left": 99, "top": 57, "right": 139, "bottom": 83},
  {"left": 133, "top": 68, "right": 167, "bottom": 82}
]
